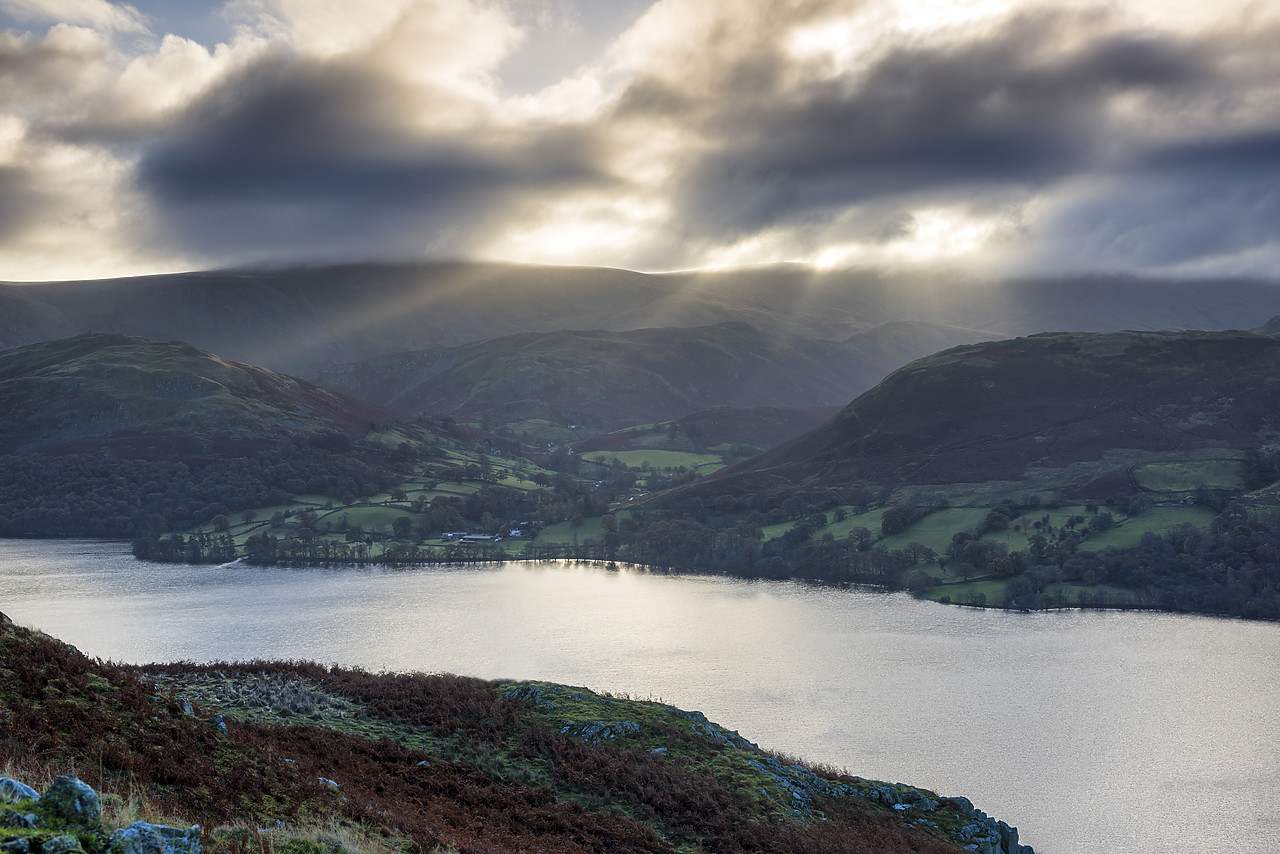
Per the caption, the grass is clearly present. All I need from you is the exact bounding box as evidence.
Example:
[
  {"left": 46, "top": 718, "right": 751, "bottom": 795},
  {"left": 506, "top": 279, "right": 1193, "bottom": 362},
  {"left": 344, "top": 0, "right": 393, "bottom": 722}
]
[
  {"left": 759, "top": 507, "right": 885, "bottom": 543},
  {"left": 1130, "top": 458, "right": 1244, "bottom": 492},
  {"left": 924, "top": 578, "right": 1010, "bottom": 605},
  {"left": 583, "top": 450, "right": 723, "bottom": 472},
  {"left": 537, "top": 517, "right": 608, "bottom": 544},
  {"left": 877, "top": 508, "right": 991, "bottom": 553}
]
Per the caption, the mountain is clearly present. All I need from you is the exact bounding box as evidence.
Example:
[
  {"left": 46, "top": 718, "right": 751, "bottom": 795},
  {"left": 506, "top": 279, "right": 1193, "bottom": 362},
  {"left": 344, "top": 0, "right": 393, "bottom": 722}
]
[
  {"left": 0, "top": 333, "right": 399, "bottom": 456},
  {"left": 680, "top": 328, "right": 1280, "bottom": 502},
  {"left": 2, "top": 261, "right": 1278, "bottom": 376},
  {"left": 0, "top": 333, "right": 442, "bottom": 540},
  {"left": 313, "top": 321, "right": 988, "bottom": 435},
  {"left": 572, "top": 405, "right": 841, "bottom": 457}
]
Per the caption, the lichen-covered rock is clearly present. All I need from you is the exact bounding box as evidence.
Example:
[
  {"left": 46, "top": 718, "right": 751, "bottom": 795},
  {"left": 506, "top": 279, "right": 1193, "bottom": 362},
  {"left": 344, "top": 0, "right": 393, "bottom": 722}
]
[
  {"left": 0, "top": 781, "right": 38, "bottom": 806},
  {"left": 37, "top": 778, "right": 99, "bottom": 827},
  {"left": 39, "top": 836, "right": 82, "bottom": 854},
  {"left": 108, "top": 822, "right": 201, "bottom": 854},
  {"left": 559, "top": 720, "right": 640, "bottom": 743},
  {"left": 0, "top": 840, "right": 29, "bottom": 854}
]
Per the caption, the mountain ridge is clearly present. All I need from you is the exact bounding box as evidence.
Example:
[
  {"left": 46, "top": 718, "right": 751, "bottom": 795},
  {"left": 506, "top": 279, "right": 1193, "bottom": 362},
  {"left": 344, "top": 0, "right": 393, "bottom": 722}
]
[{"left": 3, "top": 262, "right": 1278, "bottom": 376}]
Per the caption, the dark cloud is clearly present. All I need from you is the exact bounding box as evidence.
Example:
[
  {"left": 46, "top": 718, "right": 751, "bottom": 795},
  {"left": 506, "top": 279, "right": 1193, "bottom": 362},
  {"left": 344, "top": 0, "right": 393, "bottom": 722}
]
[
  {"left": 644, "top": 9, "right": 1233, "bottom": 241},
  {"left": 135, "top": 51, "right": 611, "bottom": 263},
  {"left": 1030, "top": 133, "right": 1280, "bottom": 271}
]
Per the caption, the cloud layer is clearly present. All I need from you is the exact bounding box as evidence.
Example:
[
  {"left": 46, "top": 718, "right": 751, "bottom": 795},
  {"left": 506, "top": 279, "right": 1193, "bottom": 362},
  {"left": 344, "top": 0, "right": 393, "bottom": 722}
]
[{"left": 0, "top": 0, "right": 1278, "bottom": 279}]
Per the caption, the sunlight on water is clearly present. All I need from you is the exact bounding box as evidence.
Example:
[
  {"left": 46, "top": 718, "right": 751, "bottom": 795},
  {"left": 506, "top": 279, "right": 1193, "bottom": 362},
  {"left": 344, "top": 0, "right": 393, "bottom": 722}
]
[{"left": 2, "top": 540, "right": 1278, "bottom": 854}]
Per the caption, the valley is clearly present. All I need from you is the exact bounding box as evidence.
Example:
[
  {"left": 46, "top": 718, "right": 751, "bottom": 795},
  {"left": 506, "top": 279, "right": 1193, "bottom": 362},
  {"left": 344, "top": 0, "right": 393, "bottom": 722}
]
[{"left": 3, "top": 276, "right": 1280, "bottom": 620}]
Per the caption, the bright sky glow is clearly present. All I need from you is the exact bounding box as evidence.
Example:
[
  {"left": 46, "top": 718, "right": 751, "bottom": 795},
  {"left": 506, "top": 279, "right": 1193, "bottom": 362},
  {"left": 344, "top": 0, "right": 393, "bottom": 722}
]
[{"left": 0, "top": 0, "right": 1276, "bottom": 280}]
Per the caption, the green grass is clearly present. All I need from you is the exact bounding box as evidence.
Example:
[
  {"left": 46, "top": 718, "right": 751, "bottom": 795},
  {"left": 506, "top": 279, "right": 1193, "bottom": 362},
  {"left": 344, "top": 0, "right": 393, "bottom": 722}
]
[
  {"left": 1077, "top": 504, "right": 1216, "bottom": 549},
  {"left": 759, "top": 507, "right": 885, "bottom": 542},
  {"left": 583, "top": 450, "right": 723, "bottom": 472},
  {"left": 923, "top": 578, "right": 1010, "bottom": 605},
  {"left": 1132, "top": 459, "right": 1244, "bottom": 492},
  {"left": 536, "top": 517, "right": 608, "bottom": 544},
  {"left": 878, "top": 507, "right": 991, "bottom": 553},
  {"left": 318, "top": 506, "right": 415, "bottom": 529}
]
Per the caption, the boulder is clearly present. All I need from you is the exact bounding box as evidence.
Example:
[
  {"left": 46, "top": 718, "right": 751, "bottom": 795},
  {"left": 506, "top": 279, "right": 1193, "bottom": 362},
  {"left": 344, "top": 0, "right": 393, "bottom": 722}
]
[
  {"left": 37, "top": 777, "right": 99, "bottom": 826},
  {"left": 39, "top": 836, "right": 82, "bottom": 854},
  {"left": 108, "top": 822, "right": 201, "bottom": 854},
  {"left": 559, "top": 720, "right": 640, "bottom": 743},
  {"left": 0, "top": 780, "right": 38, "bottom": 805}
]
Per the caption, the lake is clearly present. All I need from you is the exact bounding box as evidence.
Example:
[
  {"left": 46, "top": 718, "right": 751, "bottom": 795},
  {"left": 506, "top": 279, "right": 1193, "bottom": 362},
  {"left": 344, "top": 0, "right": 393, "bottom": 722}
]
[{"left": 2, "top": 539, "right": 1277, "bottom": 853}]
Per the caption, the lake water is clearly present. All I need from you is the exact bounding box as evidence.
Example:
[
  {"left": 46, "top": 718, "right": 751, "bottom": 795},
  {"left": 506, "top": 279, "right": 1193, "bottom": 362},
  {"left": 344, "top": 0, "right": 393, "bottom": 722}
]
[{"left": 2, "top": 539, "right": 1278, "bottom": 854}]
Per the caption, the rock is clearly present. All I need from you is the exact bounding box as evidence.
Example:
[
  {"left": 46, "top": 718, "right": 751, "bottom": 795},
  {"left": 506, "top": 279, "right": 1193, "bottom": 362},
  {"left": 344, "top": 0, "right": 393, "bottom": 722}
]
[
  {"left": 40, "top": 836, "right": 82, "bottom": 854},
  {"left": 559, "top": 720, "right": 640, "bottom": 743},
  {"left": 0, "top": 779, "right": 39, "bottom": 805},
  {"left": 317, "top": 778, "right": 339, "bottom": 789},
  {"left": 650, "top": 747, "right": 668, "bottom": 757},
  {"left": 415, "top": 761, "right": 430, "bottom": 768},
  {"left": 0, "top": 840, "right": 29, "bottom": 854},
  {"left": 38, "top": 777, "right": 99, "bottom": 826},
  {"left": 108, "top": 822, "right": 201, "bottom": 854},
  {"left": 943, "top": 795, "right": 975, "bottom": 814}
]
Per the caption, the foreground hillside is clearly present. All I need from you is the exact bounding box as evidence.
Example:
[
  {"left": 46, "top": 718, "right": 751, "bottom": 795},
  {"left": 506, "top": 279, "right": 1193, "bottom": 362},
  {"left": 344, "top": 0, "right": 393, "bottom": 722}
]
[{"left": 0, "top": 616, "right": 1033, "bottom": 854}]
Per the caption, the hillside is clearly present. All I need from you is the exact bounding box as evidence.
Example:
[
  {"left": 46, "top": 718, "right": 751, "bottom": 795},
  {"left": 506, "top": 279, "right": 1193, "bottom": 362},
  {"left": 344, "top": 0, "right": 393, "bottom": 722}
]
[
  {"left": 0, "top": 616, "right": 1033, "bottom": 854},
  {"left": 2, "top": 262, "right": 1278, "bottom": 376},
  {"left": 0, "top": 334, "right": 593, "bottom": 545},
  {"left": 0, "top": 333, "right": 400, "bottom": 456},
  {"left": 685, "top": 329, "right": 1280, "bottom": 500},
  {"left": 313, "top": 322, "right": 968, "bottom": 436}
]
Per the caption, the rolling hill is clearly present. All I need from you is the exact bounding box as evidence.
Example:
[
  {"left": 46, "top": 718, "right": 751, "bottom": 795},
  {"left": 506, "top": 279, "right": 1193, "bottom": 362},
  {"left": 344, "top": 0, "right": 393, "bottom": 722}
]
[
  {"left": 0, "top": 333, "right": 399, "bottom": 456},
  {"left": 676, "top": 328, "right": 1280, "bottom": 503},
  {"left": 2, "top": 261, "right": 1278, "bottom": 377},
  {"left": 312, "top": 321, "right": 988, "bottom": 434}
]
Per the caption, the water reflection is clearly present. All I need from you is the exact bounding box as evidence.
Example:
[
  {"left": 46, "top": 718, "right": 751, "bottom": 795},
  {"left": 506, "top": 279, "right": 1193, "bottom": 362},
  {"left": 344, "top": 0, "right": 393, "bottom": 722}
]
[{"left": 1, "top": 540, "right": 1278, "bottom": 854}]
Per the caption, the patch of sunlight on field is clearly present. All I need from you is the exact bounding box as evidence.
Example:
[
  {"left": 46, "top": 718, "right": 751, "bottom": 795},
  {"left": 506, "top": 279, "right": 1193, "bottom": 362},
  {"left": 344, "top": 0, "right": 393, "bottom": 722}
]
[{"left": 1132, "top": 459, "right": 1244, "bottom": 492}]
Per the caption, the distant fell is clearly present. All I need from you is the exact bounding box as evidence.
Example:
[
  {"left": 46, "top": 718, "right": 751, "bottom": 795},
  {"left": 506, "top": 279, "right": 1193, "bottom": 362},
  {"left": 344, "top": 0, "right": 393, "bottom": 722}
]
[
  {"left": 313, "top": 321, "right": 979, "bottom": 434},
  {"left": 2, "top": 261, "right": 1278, "bottom": 375}
]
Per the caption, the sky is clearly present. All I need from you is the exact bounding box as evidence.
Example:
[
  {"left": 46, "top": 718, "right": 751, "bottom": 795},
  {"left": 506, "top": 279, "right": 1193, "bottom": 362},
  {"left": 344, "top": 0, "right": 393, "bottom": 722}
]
[{"left": 0, "top": 0, "right": 1277, "bottom": 281}]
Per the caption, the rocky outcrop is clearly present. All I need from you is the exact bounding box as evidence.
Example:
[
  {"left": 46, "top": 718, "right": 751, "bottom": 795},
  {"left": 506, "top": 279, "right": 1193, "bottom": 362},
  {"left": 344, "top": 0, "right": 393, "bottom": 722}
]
[
  {"left": 38, "top": 778, "right": 99, "bottom": 827},
  {"left": 0, "top": 776, "right": 199, "bottom": 854},
  {"left": 108, "top": 822, "right": 201, "bottom": 854}
]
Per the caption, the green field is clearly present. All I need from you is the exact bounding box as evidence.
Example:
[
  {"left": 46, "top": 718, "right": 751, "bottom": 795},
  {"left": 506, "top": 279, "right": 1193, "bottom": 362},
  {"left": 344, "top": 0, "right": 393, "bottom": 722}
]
[
  {"left": 878, "top": 507, "right": 991, "bottom": 553},
  {"left": 924, "top": 578, "right": 1010, "bottom": 605},
  {"left": 1079, "top": 504, "right": 1215, "bottom": 549},
  {"left": 760, "top": 506, "right": 885, "bottom": 542},
  {"left": 537, "top": 516, "right": 608, "bottom": 544},
  {"left": 1131, "top": 459, "right": 1243, "bottom": 492},
  {"left": 320, "top": 505, "right": 416, "bottom": 529},
  {"left": 583, "top": 449, "right": 724, "bottom": 472}
]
